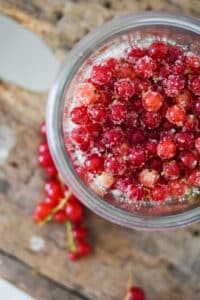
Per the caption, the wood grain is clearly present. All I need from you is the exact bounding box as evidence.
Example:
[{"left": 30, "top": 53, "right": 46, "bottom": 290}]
[
  {"left": 0, "top": 251, "right": 89, "bottom": 300},
  {"left": 0, "top": 1, "right": 200, "bottom": 300}
]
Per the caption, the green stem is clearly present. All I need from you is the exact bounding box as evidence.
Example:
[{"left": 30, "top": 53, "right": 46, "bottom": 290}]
[
  {"left": 57, "top": 173, "right": 65, "bottom": 190},
  {"left": 66, "top": 221, "right": 76, "bottom": 252},
  {"left": 39, "top": 191, "right": 72, "bottom": 226}
]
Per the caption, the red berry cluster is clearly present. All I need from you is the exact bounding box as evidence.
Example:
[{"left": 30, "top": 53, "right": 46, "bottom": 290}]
[
  {"left": 34, "top": 122, "right": 91, "bottom": 261},
  {"left": 64, "top": 41, "right": 200, "bottom": 206}
]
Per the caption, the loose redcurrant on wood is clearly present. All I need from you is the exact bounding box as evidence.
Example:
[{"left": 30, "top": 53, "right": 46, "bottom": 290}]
[{"left": 126, "top": 287, "right": 145, "bottom": 300}]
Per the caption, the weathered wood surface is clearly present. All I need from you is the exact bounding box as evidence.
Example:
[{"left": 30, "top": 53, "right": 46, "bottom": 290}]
[{"left": 0, "top": 1, "right": 200, "bottom": 299}]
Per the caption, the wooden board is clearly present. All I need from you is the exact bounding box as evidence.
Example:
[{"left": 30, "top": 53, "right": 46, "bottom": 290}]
[{"left": 0, "top": 1, "right": 200, "bottom": 299}]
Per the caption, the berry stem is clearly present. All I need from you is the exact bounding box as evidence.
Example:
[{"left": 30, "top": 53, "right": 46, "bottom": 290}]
[
  {"left": 39, "top": 191, "right": 72, "bottom": 226},
  {"left": 124, "top": 272, "right": 134, "bottom": 300},
  {"left": 124, "top": 292, "right": 130, "bottom": 300},
  {"left": 57, "top": 173, "right": 66, "bottom": 190},
  {"left": 66, "top": 220, "right": 76, "bottom": 252}
]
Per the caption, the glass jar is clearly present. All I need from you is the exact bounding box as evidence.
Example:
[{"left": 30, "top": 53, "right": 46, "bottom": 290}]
[{"left": 46, "top": 11, "right": 200, "bottom": 230}]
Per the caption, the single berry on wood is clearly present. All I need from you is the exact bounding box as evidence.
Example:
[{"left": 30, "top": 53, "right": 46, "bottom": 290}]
[{"left": 126, "top": 287, "right": 145, "bottom": 300}]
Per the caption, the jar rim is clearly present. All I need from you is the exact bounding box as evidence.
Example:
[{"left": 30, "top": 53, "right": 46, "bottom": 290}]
[{"left": 46, "top": 11, "right": 200, "bottom": 230}]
